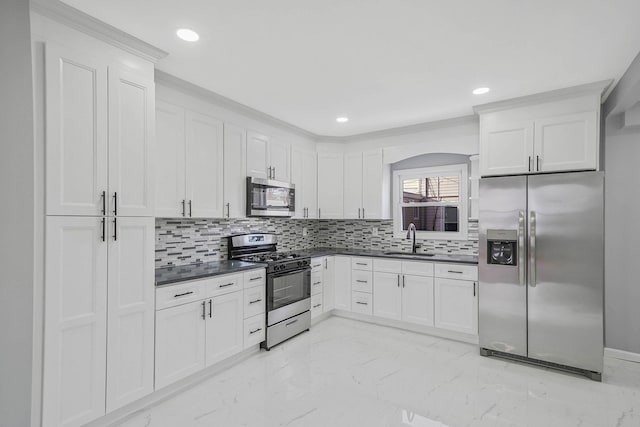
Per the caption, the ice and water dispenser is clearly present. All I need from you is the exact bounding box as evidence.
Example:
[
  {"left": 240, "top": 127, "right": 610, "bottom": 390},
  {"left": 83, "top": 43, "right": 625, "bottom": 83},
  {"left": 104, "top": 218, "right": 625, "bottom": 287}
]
[{"left": 486, "top": 229, "right": 518, "bottom": 266}]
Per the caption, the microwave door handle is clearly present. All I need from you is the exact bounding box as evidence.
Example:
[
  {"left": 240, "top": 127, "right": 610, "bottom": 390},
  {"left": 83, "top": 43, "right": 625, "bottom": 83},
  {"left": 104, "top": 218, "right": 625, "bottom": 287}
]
[
  {"left": 529, "top": 211, "right": 536, "bottom": 288},
  {"left": 518, "top": 211, "right": 525, "bottom": 286}
]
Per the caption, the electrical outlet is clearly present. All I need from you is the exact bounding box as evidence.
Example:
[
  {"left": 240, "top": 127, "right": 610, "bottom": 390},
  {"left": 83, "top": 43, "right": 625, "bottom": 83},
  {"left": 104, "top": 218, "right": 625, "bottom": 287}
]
[
  {"left": 302, "top": 227, "right": 308, "bottom": 237},
  {"left": 372, "top": 227, "right": 379, "bottom": 236}
]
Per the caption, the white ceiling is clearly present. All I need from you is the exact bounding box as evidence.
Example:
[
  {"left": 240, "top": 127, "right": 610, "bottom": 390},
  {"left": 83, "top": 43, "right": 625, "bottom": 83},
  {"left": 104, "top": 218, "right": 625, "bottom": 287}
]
[{"left": 61, "top": 0, "right": 640, "bottom": 137}]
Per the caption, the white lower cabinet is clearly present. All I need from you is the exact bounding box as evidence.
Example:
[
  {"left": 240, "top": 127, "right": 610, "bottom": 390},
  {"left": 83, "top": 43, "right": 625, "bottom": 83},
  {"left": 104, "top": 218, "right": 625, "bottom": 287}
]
[
  {"left": 373, "top": 272, "right": 402, "bottom": 320},
  {"left": 154, "top": 300, "right": 206, "bottom": 390},
  {"left": 323, "top": 257, "right": 335, "bottom": 312},
  {"left": 334, "top": 256, "right": 352, "bottom": 311},
  {"left": 402, "top": 274, "right": 434, "bottom": 326},
  {"left": 43, "top": 216, "right": 154, "bottom": 427},
  {"left": 351, "top": 292, "right": 373, "bottom": 315},
  {"left": 154, "top": 269, "right": 265, "bottom": 390},
  {"left": 311, "top": 293, "right": 324, "bottom": 318},
  {"left": 205, "top": 291, "right": 244, "bottom": 366},
  {"left": 434, "top": 277, "right": 478, "bottom": 335}
]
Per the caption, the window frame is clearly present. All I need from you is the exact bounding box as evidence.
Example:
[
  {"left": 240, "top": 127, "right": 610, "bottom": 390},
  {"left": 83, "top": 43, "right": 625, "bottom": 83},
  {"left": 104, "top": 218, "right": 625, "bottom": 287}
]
[{"left": 392, "top": 164, "right": 468, "bottom": 240}]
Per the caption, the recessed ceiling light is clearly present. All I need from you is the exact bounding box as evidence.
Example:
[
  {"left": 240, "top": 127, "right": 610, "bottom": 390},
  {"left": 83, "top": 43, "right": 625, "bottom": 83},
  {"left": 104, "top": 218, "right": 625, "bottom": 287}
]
[
  {"left": 336, "top": 117, "right": 349, "bottom": 123},
  {"left": 176, "top": 28, "right": 199, "bottom": 42},
  {"left": 472, "top": 87, "right": 490, "bottom": 95}
]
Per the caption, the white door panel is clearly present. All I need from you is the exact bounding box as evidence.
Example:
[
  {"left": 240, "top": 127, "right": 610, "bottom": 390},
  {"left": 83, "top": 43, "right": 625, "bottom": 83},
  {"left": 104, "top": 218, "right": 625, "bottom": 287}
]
[
  {"left": 155, "top": 101, "right": 185, "bottom": 217},
  {"left": 373, "top": 272, "right": 402, "bottom": 320},
  {"left": 223, "top": 123, "right": 247, "bottom": 218},
  {"left": 343, "top": 152, "right": 363, "bottom": 219},
  {"left": 402, "top": 275, "right": 434, "bottom": 326},
  {"left": 246, "top": 131, "right": 269, "bottom": 179},
  {"left": 205, "top": 292, "right": 244, "bottom": 366},
  {"left": 480, "top": 121, "right": 534, "bottom": 176}
]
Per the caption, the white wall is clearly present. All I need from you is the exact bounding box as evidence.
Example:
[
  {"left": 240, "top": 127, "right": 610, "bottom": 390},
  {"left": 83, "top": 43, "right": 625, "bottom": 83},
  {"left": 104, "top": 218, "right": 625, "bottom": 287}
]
[
  {"left": 0, "top": 0, "right": 35, "bottom": 426},
  {"left": 603, "top": 50, "right": 640, "bottom": 354}
]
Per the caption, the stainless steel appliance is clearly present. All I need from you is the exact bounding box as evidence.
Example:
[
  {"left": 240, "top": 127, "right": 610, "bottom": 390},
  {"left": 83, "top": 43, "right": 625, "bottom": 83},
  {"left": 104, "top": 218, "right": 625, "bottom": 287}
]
[
  {"left": 479, "top": 171, "right": 604, "bottom": 381},
  {"left": 246, "top": 177, "right": 295, "bottom": 217},
  {"left": 228, "top": 233, "right": 311, "bottom": 350}
]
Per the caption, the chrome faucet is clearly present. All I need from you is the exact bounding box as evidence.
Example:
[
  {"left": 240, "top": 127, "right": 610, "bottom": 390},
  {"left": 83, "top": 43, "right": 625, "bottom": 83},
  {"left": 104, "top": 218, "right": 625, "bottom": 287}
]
[{"left": 406, "top": 223, "right": 420, "bottom": 253}]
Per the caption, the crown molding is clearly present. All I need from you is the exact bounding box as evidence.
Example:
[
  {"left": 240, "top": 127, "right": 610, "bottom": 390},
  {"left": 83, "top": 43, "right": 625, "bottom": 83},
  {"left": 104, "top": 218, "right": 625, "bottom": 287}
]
[
  {"left": 30, "top": 0, "right": 168, "bottom": 63},
  {"left": 155, "top": 70, "right": 317, "bottom": 140},
  {"left": 473, "top": 80, "right": 613, "bottom": 115}
]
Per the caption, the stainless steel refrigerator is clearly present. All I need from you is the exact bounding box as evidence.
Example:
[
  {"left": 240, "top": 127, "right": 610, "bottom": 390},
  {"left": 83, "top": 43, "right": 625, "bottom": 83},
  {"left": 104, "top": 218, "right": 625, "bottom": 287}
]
[{"left": 479, "top": 171, "right": 604, "bottom": 380}]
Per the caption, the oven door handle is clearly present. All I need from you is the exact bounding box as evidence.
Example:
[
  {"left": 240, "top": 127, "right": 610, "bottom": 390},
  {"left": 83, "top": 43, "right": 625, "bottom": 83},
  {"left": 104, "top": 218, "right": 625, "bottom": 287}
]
[{"left": 268, "top": 268, "right": 310, "bottom": 279}]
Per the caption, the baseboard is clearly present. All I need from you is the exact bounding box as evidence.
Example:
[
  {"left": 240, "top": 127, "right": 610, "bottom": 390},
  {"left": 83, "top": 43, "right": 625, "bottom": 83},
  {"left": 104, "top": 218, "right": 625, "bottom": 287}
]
[
  {"left": 604, "top": 347, "right": 640, "bottom": 364},
  {"left": 86, "top": 346, "right": 261, "bottom": 427},
  {"left": 311, "top": 311, "right": 333, "bottom": 325},
  {"left": 331, "top": 310, "right": 479, "bottom": 345}
]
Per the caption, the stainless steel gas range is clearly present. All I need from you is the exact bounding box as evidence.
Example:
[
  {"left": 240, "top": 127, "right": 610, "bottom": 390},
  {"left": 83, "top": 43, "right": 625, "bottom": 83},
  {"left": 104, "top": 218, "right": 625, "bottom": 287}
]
[{"left": 228, "top": 233, "right": 311, "bottom": 350}]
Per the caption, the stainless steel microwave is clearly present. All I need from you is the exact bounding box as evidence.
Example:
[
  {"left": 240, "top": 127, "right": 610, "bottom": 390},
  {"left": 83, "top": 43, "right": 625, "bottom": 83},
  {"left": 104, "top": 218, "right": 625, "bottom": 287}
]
[{"left": 246, "top": 177, "right": 295, "bottom": 217}]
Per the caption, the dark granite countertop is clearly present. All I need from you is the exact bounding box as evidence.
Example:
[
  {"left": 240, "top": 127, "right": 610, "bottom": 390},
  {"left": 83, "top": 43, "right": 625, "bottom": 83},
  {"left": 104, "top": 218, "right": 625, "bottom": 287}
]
[
  {"left": 301, "top": 247, "right": 478, "bottom": 265},
  {"left": 156, "top": 260, "right": 266, "bottom": 287}
]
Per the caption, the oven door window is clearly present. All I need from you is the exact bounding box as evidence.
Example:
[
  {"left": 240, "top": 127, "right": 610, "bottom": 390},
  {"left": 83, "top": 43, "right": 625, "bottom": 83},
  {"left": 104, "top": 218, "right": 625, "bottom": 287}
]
[{"left": 268, "top": 270, "right": 310, "bottom": 311}]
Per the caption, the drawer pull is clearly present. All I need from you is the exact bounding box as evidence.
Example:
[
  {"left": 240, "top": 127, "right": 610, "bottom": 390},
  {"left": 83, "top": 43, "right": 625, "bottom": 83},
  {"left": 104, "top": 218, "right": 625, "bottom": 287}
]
[
  {"left": 313, "top": 264, "right": 322, "bottom": 268},
  {"left": 249, "top": 299, "right": 262, "bottom": 304},
  {"left": 448, "top": 270, "right": 463, "bottom": 274},
  {"left": 356, "top": 262, "right": 368, "bottom": 266},
  {"left": 356, "top": 301, "right": 368, "bottom": 305},
  {"left": 313, "top": 304, "right": 322, "bottom": 308},
  {"left": 249, "top": 328, "right": 262, "bottom": 335},
  {"left": 356, "top": 280, "right": 368, "bottom": 283},
  {"left": 249, "top": 276, "right": 262, "bottom": 281},
  {"left": 285, "top": 319, "right": 298, "bottom": 326},
  {"left": 174, "top": 291, "right": 194, "bottom": 298},
  {"left": 313, "top": 281, "right": 322, "bottom": 285},
  {"left": 219, "top": 282, "right": 235, "bottom": 288}
]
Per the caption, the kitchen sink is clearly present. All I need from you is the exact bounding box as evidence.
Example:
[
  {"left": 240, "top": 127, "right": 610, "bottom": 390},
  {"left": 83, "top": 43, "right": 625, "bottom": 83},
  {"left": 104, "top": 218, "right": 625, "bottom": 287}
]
[{"left": 383, "top": 251, "right": 435, "bottom": 257}]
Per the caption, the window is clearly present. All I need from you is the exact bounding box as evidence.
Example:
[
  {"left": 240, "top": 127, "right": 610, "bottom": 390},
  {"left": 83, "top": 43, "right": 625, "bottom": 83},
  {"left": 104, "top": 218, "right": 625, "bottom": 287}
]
[{"left": 393, "top": 164, "right": 468, "bottom": 240}]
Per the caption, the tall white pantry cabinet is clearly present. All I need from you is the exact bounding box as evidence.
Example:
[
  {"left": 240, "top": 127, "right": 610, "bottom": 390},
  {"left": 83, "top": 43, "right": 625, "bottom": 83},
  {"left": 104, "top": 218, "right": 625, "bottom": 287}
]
[{"left": 38, "top": 32, "right": 156, "bottom": 427}]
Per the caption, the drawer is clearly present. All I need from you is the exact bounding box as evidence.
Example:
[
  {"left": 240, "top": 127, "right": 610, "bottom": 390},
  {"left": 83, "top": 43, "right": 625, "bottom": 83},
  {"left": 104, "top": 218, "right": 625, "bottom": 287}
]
[
  {"left": 243, "top": 314, "right": 265, "bottom": 350},
  {"left": 204, "top": 273, "right": 243, "bottom": 298},
  {"left": 352, "top": 257, "right": 373, "bottom": 271},
  {"left": 351, "top": 270, "right": 373, "bottom": 293},
  {"left": 402, "top": 261, "right": 434, "bottom": 277},
  {"left": 311, "top": 257, "right": 324, "bottom": 273},
  {"left": 243, "top": 285, "right": 266, "bottom": 319},
  {"left": 243, "top": 269, "right": 266, "bottom": 289},
  {"left": 373, "top": 258, "right": 402, "bottom": 273},
  {"left": 311, "top": 271, "right": 323, "bottom": 295},
  {"left": 311, "top": 293, "right": 324, "bottom": 318},
  {"left": 351, "top": 291, "right": 373, "bottom": 315},
  {"left": 435, "top": 263, "right": 478, "bottom": 281},
  {"left": 156, "top": 281, "right": 205, "bottom": 310}
]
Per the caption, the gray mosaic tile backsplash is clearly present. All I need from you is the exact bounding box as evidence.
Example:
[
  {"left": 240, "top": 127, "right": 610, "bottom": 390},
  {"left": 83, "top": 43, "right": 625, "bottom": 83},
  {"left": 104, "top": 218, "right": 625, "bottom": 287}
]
[
  {"left": 156, "top": 217, "right": 478, "bottom": 268},
  {"left": 155, "top": 218, "right": 318, "bottom": 268}
]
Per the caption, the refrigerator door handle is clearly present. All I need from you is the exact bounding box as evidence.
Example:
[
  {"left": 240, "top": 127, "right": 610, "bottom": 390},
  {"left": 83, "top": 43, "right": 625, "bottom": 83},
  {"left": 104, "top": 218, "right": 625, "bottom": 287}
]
[
  {"left": 529, "top": 210, "right": 536, "bottom": 287},
  {"left": 518, "top": 211, "right": 526, "bottom": 286}
]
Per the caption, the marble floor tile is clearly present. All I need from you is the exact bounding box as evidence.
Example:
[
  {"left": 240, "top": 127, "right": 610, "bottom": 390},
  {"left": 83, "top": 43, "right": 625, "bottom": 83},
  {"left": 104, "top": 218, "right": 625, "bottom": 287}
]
[{"left": 115, "top": 317, "right": 640, "bottom": 427}]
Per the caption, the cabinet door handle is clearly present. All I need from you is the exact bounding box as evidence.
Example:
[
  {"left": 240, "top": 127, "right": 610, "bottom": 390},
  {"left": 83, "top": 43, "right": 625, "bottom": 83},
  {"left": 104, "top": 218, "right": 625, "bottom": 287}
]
[
  {"left": 189, "top": 200, "right": 192, "bottom": 217},
  {"left": 219, "top": 282, "right": 235, "bottom": 288},
  {"left": 356, "top": 280, "right": 368, "bottom": 283},
  {"left": 182, "top": 200, "right": 186, "bottom": 217},
  {"left": 362, "top": 208, "right": 365, "bottom": 218},
  {"left": 101, "top": 218, "right": 106, "bottom": 242},
  {"left": 112, "top": 218, "right": 117, "bottom": 241},
  {"left": 448, "top": 270, "right": 463, "bottom": 274},
  {"left": 101, "top": 191, "right": 106, "bottom": 215},
  {"left": 325, "top": 259, "right": 328, "bottom": 269},
  {"left": 356, "top": 262, "right": 368, "bottom": 266},
  {"left": 267, "top": 166, "right": 272, "bottom": 179},
  {"left": 174, "top": 291, "right": 193, "bottom": 298},
  {"left": 249, "top": 299, "right": 262, "bottom": 304},
  {"left": 312, "top": 264, "right": 322, "bottom": 268},
  {"left": 209, "top": 299, "right": 213, "bottom": 318},
  {"left": 402, "top": 275, "right": 405, "bottom": 288},
  {"left": 249, "top": 327, "right": 262, "bottom": 335},
  {"left": 318, "top": 208, "right": 321, "bottom": 218},
  {"left": 473, "top": 282, "right": 477, "bottom": 297},
  {"left": 313, "top": 281, "right": 322, "bottom": 286},
  {"left": 272, "top": 167, "right": 276, "bottom": 179},
  {"left": 528, "top": 156, "right": 532, "bottom": 172},
  {"left": 113, "top": 192, "right": 118, "bottom": 215},
  {"left": 249, "top": 276, "right": 262, "bottom": 281},
  {"left": 313, "top": 304, "right": 322, "bottom": 308},
  {"left": 356, "top": 301, "right": 368, "bottom": 305},
  {"left": 358, "top": 208, "right": 361, "bottom": 219},
  {"left": 226, "top": 203, "right": 230, "bottom": 218},
  {"left": 201, "top": 301, "right": 206, "bottom": 320},
  {"left": 536, "top": 155, "right": 541, "bottom": 171},
  {"left": 397, "top": 274, "right": 400, "bottom": 287}
]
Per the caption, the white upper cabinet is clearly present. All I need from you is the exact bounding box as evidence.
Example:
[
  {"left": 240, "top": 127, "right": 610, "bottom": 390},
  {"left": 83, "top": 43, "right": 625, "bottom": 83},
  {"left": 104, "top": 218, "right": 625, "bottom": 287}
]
[
  {"left": 534, "top": 111, "right": 598, "bottom": 173},
  {"left": 45, "top": 44, "right": 108, "bottom": 216},
  {"left": 106, "top": 217, "right": 155, "bottom": 412},
  {"left": 155, "top": 101, "right": 186, "bottom": 218},
  {"left": 292, "top": 148, "right": 318, "bottom": 219},
  {"left": 477, "top": 85, "right": 607, "bottom": 177},
  {"left": 246, "top": 131, "right": 270, "bottom": 180},
  {"left": 317, "top": 152, "right": 344, "bottom": 219},
  {"left": 185, "top": 111, "right": 224, "bottom": 218},
  {"left": 108, "top": 68, "right": 155, "bottom": 217},
  {"left": 269, "top": 139, "right": 291, "bottom": 182},
  {"left": 343, "top": 152, "right": 363, "bottom": 219},
  {"left": 480, "top": 120, "right": 534, "bottom": 176},
  {"left": 223, "top": 123, "right": 247, "bottom": 218},
  {"left": 343, "top": 149, "right": 389, "bottom": 219},
  {"left": 45, "top": 43, "right": 155, "bottom": 217},
  {"left": 246, "top": 131, "right": 291, "bottom": 182}
]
